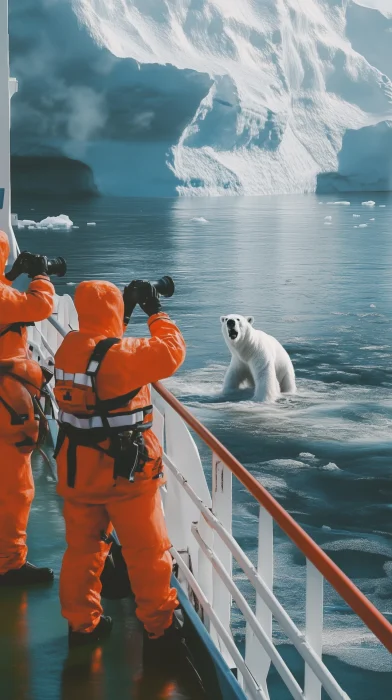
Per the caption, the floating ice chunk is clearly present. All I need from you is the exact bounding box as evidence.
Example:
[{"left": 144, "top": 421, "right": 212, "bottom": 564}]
[
  {"left": 353, "top": 214, "right": 360, "bottom": 218},
  {"left": 354, "top": 225, "right": 358, "bottom": 228},
  {"left": 18, "top": 214, "right": 74, "bottom": 230},
  {"left": 38, "top": 214, "right": 73, "bottom": 229},
  {"left": 191, "top": 217, "right": 208, "bottom": 223},
  {"left": 87, "top": 222, "right": 96, "bottom": 226},
  {"left": 324, "top": 216, "right": 332, "bottom": 221},
  {"left": 66, "top": 282, "right": 76, "bottom": 286},
  {"left": 362, "top": 201, "right": 375, "bottom": 207},
  {"left": 334, "top": 201, "right": 350, "bottom": 205},
  {"left": 379, "top": 205, "right": 386, "bottom": 208},
  {"left": 358, "top": 223, "right": 368, "bottom": 228},
  {"left": 322, "top": 525, "right": 332, "bottom": 531},
  {"left": 18, "top": 219, "right": 36, "bottom": 228},
  {"left": 324, "top": 221, "right": 332, "bottom": 225},
  {"left": 73, "top": 226, "right": 80, "bottom": 229},
  {"left": 369, "top": 218, "right": 375, "bottom": 221},
  {"left": 322, "top": 462, "right": 340, "bottom": 471},
  {"left": 299, "top": 452, "right": 316, "bottom": 460},
  {"left": 370, "top": 304, "right": 376, "bottom": 308}
]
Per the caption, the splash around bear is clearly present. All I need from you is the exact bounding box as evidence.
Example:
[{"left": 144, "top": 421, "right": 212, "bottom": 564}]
[{"left": 220, "top": 314, "right": 296, "bottom": 402}]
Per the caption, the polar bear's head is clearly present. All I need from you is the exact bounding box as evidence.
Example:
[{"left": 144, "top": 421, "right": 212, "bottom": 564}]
[{"left": 220, "top": 314, "right": 255, "bottom": 347}]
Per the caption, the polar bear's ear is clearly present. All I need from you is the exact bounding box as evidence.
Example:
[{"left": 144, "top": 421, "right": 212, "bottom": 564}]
[
  {"left": 247, "top": 316, "right": 255, "bottom": 325},
  {"left": 220, "top": 316, "right": 227, "bottom": 323}
]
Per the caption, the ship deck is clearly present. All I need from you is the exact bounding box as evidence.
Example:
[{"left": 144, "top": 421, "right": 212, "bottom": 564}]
[{"left": 0, "top": 452, "right": 206, "bottom": 700}]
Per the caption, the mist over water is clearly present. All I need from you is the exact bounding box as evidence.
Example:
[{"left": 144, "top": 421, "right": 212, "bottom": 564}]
[{"left": 14, "top": 192, "right": 392, "bottom": 698}]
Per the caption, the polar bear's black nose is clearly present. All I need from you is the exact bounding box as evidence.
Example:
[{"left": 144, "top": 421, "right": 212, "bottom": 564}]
[{"left": 227, "top": 319, "right": 235, "bottom": 329}]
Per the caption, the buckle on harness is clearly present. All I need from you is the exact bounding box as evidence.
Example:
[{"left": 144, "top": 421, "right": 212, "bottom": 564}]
[{"left": 111, "top": 431, "right": 148, "bottom": 483}]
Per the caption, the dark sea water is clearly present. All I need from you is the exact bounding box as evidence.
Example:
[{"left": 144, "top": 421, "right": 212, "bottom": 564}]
[{"left": 13, "top": 192, "right": 392, "bottom": 699}]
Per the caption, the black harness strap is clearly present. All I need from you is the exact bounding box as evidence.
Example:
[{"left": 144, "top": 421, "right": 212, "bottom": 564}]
[
  {"left": 86, "top": 337, "right": 141, "bottom": 411},
  {"left": 67, "top": 439, "right": 77, "bottom": 488},
  {"left": 0, "top": 322, "right": 34, "bottom": 339},
  {"left": 0, "top": 394, "right": 27, "bottom": 425},
  {"left": 60, "top": 337, "right": 144, "bottom": 488},
  {"left": 96, "top": 389, "right": 142, "bottom": 412}
]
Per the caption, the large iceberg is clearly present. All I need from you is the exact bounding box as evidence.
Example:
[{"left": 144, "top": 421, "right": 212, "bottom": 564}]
[{"left": 9, "top": 0, "right": 392, "bottom": 197}]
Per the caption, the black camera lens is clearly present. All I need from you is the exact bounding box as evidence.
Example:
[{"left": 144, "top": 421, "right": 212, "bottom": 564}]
[
  {"left": 151, "top": 276, "right": 175, "bottom": 297},
  {"left": 45, "top": 257, "right": 67, "bottom": 277}
]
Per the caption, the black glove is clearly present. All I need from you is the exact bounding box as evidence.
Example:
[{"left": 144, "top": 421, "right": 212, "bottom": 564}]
[
  {"left": 126, "top": 279, "right": 163, "bottom": 318},
  {"left": 123, "top": 281, "right": 139, "bottom": 324},
  {"left": 5, "top": 252, "right": 49, "bottom": 281},
  {"left": 24, "top": 254, "right": 48, "bottom": 279},
  {"left": 5, "top": 251, "right": 30, "bottom": 281}
]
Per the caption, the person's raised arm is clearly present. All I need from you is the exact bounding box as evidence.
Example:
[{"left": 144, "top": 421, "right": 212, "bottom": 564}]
[
  {"left": 120, "top": 281, "right": 186, "bottom": 387},
  {"left": 0, "top": 274, "right": 55, "bottom": 325}
]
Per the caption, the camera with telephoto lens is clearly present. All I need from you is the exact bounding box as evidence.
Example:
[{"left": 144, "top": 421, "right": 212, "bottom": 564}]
[
  {"left": 5, "top": 252, "right": 67, "bottom": 281},
  {"left": 150, "top": 276, "right": 175, "bottom": 298},
  {"left": 127, "top": 275, "right": 175, "bottom": 303}
]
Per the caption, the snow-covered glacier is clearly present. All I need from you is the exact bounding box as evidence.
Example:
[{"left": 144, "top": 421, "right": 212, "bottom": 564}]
[{"left": 9, "top": 0, "right": 392, "bottom": 197}]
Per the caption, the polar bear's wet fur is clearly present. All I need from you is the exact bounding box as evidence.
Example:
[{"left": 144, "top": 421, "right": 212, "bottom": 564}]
[{"left": 220, "top": 315, "right": 296, "bottom": 403}]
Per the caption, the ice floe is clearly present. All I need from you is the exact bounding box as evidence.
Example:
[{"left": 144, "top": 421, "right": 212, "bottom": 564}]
[{"left": 18, "top": 214, "right": 74, "bottom": 230}]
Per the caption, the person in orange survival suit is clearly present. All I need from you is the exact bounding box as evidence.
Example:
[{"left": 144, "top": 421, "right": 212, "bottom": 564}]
[
  {"left": 53, "top": 278, "right": 186, "bottom": 661},
  {"left": 0, "top": 230, "right": 55, "bottom": 585}
]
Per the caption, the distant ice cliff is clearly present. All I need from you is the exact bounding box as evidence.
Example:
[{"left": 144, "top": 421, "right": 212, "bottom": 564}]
[{"left": 9, "top": 0, "right": 392, "bottom": 197}]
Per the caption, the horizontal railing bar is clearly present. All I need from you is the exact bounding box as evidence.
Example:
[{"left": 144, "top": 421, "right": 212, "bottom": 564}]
[
  {"left": 48, "top": 314, "right": 70, "bottom": 338},
  {"left": 155, "top": 381, "right": 392, "bottom": 653},
  {"left": 170, "top": 546, "right": 266, "bottom": 700},
  {"left": 192, "top": 525, "right": 305, "bottom": 700},
  {"left": 32, "top": 327, "right": 56, "bottom": 358},
  {"left": 163, "top": 452, "right": 349, "bottom": 700}
]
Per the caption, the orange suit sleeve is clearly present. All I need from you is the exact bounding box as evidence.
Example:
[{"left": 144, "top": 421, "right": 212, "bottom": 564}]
[
  {"left": 0, "top": 275, "right": 55, "bottom": 324},
  {"left": 120, "top": 313, "right": 186, "bottom": 388}
]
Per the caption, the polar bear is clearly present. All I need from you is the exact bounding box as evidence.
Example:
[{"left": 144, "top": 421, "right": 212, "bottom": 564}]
[{"left": 220, "top": 314, "right": 296, "bottom": 402}]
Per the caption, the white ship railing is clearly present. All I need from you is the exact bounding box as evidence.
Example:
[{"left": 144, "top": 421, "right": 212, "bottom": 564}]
[{"left": 28, "top": 300, "right": 392, "bottom": 700}]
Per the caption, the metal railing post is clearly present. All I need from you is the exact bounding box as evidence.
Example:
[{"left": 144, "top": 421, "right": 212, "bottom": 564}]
[
  {"left": 211, "top": 454, "right": 233, "bottom": 664},
  {"left": 245, "top": 507, "right": 273, "bottom": 698},
  {"left": 305, "top": 561, "right": 324, "bottom": 700}
]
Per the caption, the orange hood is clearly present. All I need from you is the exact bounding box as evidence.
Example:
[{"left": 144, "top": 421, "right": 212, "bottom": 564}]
[
  {"left": 0, "top": 230, "right": 12, "bottom": 286},
  {"left": 74, "top": 281, "right": 124, "bottom": 338}
]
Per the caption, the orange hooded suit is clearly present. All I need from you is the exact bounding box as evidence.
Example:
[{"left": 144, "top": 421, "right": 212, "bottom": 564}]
[
  {"left": 54, "top": 280, "right": 186, "bottom": 637},
  {"left": 0, "top": 231, "right": 55, "bottom": 575}
]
